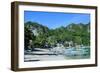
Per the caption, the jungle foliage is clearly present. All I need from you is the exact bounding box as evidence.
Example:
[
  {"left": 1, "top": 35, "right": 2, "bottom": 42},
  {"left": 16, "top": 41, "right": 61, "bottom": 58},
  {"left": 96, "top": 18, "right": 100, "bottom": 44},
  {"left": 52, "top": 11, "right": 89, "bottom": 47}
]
[{"left": 24, "top": 21, "right": 90, "bottom": 49}]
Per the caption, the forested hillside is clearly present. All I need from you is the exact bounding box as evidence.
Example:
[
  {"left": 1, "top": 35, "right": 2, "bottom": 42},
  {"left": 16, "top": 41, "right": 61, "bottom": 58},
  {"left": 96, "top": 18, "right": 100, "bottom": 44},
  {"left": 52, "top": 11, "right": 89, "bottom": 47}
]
[{"left": 24, "top": 21, "right": 90, "bottom": 49}]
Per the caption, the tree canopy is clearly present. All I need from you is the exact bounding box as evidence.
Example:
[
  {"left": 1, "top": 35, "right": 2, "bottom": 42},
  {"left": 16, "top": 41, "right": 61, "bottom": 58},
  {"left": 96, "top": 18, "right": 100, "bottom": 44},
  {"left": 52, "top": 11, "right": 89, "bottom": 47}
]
[{"left": 24, "top": 21, "right": 90, "bottom": 49}]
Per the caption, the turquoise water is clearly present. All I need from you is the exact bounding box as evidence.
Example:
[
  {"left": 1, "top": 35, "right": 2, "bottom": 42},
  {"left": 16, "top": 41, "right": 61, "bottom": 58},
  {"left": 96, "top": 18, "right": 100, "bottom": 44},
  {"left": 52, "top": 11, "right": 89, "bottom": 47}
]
[{"left": 64, "top": 47, "right": 90, "bottom": 59}]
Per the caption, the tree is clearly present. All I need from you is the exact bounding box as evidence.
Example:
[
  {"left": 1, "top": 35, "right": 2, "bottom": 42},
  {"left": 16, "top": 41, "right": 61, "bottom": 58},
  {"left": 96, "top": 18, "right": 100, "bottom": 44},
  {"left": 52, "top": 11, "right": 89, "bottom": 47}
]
[
  {"left": 24, "top": 21, "right": 90, "bottom": 49},
  {"left": 24, "top": 26, "right": 36, "bottom": 50}
]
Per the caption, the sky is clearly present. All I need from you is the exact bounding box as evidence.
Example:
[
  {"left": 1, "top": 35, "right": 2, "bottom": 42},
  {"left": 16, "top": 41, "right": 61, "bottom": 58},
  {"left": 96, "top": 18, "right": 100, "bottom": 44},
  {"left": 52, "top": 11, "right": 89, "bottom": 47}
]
[{"left": 24, "top": 11, "right": 90, "bottom": 29}]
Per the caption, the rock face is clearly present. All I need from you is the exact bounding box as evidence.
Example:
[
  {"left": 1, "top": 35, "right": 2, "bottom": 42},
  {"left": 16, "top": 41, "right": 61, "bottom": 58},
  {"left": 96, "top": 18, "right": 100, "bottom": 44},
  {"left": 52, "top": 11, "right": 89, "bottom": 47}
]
[
  {"left": 31, "top": 28, "right": 39, "bottom": 36},
  {"left": 25, "top": 21, "right": 49, "bottom": 36}
]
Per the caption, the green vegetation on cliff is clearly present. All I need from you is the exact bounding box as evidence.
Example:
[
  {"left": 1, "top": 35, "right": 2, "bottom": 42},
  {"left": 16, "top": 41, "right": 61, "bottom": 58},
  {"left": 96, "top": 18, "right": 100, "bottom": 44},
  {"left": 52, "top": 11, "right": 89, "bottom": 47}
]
[{"left": 24, "top": 21, "right": 90, "bottom": 49}]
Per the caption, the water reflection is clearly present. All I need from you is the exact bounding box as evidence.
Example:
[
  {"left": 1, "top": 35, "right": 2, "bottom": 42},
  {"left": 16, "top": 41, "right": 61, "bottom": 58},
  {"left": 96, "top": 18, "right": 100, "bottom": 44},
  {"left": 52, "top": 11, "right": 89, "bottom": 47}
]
[{"left": 64, "top": 47, "right": 90, "bottom": 59}]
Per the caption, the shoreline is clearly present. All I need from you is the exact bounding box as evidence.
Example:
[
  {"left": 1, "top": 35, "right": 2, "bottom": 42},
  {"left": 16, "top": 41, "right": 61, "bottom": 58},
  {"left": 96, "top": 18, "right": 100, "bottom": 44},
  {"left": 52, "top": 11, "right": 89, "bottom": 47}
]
[{"left": 24, "top": 47, "right": 90, "bottom": 62}]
